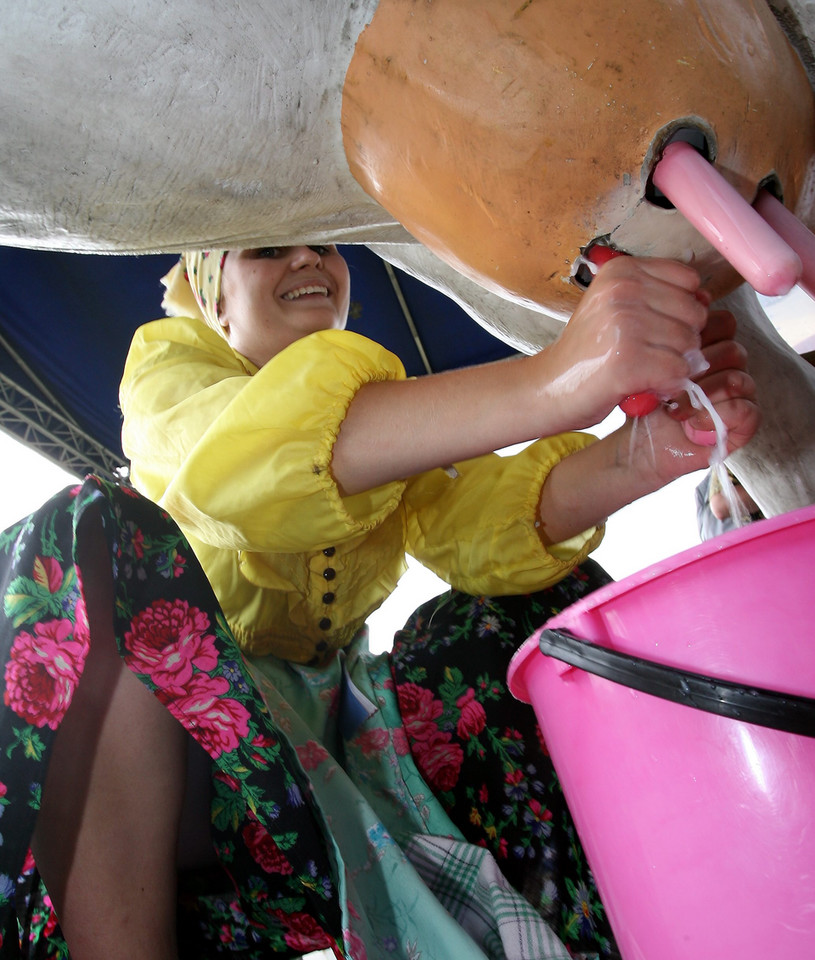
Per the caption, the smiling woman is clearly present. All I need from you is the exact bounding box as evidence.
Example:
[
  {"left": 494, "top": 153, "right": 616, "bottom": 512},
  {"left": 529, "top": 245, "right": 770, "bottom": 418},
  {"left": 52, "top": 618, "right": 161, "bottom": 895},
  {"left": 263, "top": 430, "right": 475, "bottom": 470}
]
[
  {"left": 218, "top": 246, "right": 351, "bottom": 366},
  {"left": 0, "top": 239, "right": 763, "bottom": 959}
]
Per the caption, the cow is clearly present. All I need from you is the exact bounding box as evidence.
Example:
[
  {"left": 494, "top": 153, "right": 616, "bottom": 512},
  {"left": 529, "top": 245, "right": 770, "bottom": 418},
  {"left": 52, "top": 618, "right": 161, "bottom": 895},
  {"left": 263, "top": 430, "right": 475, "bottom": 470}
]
[{"left": 2, "top": 0, "right": 815, "bottom": 514}]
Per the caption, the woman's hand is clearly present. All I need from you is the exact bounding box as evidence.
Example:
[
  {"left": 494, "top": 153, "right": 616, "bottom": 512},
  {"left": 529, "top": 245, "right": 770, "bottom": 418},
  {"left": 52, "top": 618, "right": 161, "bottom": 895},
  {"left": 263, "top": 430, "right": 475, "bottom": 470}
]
[
  {"left": 334, "top": 256, "right": 757, "bottom": 502},
  {"left": 533, "top": 257, "right": 710, "bottom": 433},
  {"left": 536, "top": 305, "right": 760, "bottom": 546},
  {"left": 632, "top": 307, "right": 760, "bottom": 486}
]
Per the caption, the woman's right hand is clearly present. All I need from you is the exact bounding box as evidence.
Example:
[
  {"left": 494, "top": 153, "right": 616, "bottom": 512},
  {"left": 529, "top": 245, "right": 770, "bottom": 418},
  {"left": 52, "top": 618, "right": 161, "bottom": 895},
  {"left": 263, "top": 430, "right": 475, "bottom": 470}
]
[
  {"left": 335, "top": 256, "right": 714, "bottom": 496},
  {"left": 532, "top": 256, "right": 710, "bottom": 432}
]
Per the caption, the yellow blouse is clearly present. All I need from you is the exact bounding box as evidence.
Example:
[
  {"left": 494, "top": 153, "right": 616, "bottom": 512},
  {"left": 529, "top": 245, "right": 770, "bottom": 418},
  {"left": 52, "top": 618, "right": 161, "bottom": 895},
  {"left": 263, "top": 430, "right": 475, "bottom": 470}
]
[{"left": 119, "top": 318, "right": 603, "bottom": 663}]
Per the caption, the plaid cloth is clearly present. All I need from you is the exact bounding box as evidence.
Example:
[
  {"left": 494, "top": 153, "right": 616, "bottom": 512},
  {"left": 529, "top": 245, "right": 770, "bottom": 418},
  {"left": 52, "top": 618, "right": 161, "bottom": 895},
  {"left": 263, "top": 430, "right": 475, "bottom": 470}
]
[{"left": 406, "top": 835, "right": 572, "bottom": 960}]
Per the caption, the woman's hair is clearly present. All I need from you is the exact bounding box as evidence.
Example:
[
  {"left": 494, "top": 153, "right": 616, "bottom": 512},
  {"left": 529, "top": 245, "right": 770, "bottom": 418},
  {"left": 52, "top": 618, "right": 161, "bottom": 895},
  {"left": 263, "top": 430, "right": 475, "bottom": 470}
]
[{"left": 161, "top": 250, "right": 228, "bottom": 335}]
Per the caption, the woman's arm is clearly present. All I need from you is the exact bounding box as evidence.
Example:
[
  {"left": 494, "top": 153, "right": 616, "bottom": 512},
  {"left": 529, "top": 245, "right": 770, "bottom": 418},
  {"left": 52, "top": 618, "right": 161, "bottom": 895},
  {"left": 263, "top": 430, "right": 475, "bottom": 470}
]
[
  {"left": 537, "top": 308, "right": 759, "bottom": 544},
  {"left": 332, "top": 257, "right": 759, "bottom": 520}
]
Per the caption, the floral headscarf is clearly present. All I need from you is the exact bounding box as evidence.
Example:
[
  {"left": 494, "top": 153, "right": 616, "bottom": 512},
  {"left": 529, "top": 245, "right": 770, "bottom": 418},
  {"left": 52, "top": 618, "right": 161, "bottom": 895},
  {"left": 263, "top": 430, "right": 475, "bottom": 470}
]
[{"left": 161, "top": 250, "right": 228, "bottom": 335}]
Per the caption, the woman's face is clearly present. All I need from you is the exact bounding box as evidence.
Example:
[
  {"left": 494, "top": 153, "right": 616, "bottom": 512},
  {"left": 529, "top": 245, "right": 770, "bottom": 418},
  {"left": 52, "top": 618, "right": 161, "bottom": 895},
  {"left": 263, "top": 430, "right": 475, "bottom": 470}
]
[{"left": 218, "top": 245, "right": 351, "bottom": 367}]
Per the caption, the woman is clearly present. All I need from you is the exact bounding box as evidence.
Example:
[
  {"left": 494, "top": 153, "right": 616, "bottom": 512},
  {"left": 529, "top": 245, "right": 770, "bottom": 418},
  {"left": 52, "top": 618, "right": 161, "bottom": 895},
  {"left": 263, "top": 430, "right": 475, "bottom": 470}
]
[{"left": 4, "top": 245, "right": 758, "bottom": 959}]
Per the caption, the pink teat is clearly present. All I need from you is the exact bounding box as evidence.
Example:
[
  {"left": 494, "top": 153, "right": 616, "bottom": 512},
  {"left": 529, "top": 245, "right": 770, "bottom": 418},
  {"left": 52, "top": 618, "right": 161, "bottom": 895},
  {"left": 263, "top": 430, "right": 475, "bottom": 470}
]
[{"left": 653, "top": 142, "right": 802, "bottom": 297}]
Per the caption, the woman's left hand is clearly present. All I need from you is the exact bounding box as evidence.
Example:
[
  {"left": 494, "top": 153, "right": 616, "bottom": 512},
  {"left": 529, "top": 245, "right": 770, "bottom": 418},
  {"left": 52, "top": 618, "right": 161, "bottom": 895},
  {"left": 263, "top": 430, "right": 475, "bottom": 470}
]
[{"left": 636, "top": 308, "right": 761, "bottom": 483}]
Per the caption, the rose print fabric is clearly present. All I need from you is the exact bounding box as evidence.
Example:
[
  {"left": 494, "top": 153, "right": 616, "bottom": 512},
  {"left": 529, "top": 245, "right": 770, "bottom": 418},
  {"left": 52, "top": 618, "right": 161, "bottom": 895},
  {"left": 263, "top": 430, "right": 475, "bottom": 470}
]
[
  {"left": 0, "top": 478, "right": 342, "bottom": 959},
  {"left": 0, "top": 477, "right": 618, "bottom": 959},
  {"left": 391, "top": 579, "right": 619, "bottom": 957}
]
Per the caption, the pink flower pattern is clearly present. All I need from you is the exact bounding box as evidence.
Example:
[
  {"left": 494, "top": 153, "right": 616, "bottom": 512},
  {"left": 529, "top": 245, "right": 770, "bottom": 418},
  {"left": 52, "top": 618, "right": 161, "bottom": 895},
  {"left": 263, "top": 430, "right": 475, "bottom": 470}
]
[
  {"left": 159, "top": 672, "right": 250, "bottom": 757},
  {"left": 397, "top": 682, "right": 465, "bottom": 791},
  {"left": 296, "top": 739, "right": 331, "bottom": 771},
  {"left": 123, "top": 598, "right": 217, "bottom": 687},
  {"left": 270, "top": 909, "right": 334, "bottom": 952},
  {"left": 242, "top": 816, "right": 294, "bottom": 875},
  {"left": 410, "top": 729, "right": 464, "bottom": 792},
  {"left": 456, "top": 688, "right": 487, "bottom": 740},
  {"left": 354, "top": 727, "right": 389, "bottom": 757},
  {"left": 4, "top": 619, "right": 88, "bottom": 729}
]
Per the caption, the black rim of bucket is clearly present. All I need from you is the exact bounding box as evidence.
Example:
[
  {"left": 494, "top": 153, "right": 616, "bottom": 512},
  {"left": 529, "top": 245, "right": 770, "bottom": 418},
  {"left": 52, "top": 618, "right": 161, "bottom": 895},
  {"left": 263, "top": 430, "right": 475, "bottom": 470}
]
[{"left": 539, "top": 628, "right": 815, "bottom": 738}]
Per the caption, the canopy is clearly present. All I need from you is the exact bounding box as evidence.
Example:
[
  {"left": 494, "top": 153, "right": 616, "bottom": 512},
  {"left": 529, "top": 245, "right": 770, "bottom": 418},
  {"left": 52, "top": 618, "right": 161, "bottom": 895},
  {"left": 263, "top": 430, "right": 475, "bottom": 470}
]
[{"left": 0, "top": 246, "right": 517, "bottom": 478}]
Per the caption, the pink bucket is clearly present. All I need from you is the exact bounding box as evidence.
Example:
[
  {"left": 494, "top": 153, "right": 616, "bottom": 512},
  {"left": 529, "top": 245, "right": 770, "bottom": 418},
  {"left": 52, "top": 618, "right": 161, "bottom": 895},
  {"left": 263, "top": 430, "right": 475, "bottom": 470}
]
[{"left": 508, "top": 503, "right": 815, "bottom": 960}]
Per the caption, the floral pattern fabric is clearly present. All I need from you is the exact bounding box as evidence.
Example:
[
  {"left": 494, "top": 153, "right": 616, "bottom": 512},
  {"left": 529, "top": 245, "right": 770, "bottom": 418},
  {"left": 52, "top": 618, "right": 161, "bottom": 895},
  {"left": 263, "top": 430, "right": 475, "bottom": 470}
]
[
  {"left": 0, "top": 477, "right": 619, "bottom": 959},
  {"left": 391, "top": 579, "right": 619, "bottom": 957},
  {"left": 0, "top": 478, "right": 340, "bottom": 960}
]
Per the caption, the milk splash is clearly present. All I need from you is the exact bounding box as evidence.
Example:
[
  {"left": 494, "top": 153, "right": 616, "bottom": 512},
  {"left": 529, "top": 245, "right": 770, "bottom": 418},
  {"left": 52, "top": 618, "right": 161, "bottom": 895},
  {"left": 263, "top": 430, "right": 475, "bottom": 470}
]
[
  {"left": 683, "top": 378, "right": 750, "bottom": 529},
  {"left": 626, "top": 379, "right": 749, "bottom": 530},
  {"left": 628, "top": 413, "right": 656, "bottom": 467}
]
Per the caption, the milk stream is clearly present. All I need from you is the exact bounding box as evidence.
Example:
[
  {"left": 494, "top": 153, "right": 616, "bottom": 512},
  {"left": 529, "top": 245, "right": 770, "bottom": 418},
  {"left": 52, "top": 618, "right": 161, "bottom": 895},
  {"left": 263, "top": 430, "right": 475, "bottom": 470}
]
[
  {"left": 683, "top": 378, "right": 749, "bottom": 529},
  {"left": 627, "top": 380, "right": 748, "bottom": 530},
  {"left": 628, "top": 412, "right": 656, "bottom": 467}
]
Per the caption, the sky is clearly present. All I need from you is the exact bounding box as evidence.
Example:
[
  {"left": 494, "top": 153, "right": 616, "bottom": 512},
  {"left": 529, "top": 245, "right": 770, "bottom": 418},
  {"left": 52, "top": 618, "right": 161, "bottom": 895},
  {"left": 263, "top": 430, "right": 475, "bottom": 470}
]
[
  {"left": 1, "top": 286, "right": 812, "bottom": 655},
  {"left": 0, "top": 430, "right": 78, "bottom": 530}
]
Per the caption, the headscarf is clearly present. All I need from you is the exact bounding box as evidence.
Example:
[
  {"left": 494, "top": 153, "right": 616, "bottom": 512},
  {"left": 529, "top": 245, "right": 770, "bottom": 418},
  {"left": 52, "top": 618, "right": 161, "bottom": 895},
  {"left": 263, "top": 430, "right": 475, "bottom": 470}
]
[{"left": 161, "top": 250, "right": 228, "bottom": 335}]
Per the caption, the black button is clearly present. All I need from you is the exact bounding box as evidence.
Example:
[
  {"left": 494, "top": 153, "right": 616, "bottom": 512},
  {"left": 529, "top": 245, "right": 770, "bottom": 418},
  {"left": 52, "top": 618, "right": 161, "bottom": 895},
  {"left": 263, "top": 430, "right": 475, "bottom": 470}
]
[
  {"left": 318, "top": 618, "right": 331, "bottom": 631},
  {"left": 316, "top": 639, "right": 328, "bottom": 651},
  {"left": 322, "top": 546, "right": 336, "bottom": 557},
  {"left": 322, "top": 592, "right": 335, "bottom": 604},
  {"left": 323, "top": 567, "right": 336, "bottom": 581}
]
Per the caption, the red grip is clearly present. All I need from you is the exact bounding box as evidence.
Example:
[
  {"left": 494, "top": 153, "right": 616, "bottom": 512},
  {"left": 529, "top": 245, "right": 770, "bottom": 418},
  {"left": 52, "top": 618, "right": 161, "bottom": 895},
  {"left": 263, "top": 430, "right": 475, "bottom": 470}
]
[
  {"left": 585, "top": 244, "right": 625, "bottom": 267},
  {"left": 619, "top": 393, "right": 660, "bottom": 417}
]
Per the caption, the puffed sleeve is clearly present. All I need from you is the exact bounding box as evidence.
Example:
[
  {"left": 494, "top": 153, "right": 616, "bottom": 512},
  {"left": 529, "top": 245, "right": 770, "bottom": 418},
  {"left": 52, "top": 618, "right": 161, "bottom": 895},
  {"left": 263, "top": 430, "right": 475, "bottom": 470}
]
[
  {"left": 403, "top": 432, "right": 604, "bottom": 595},
  {"left": 120, "top": 318, "right": 408, "bottom": 553}
]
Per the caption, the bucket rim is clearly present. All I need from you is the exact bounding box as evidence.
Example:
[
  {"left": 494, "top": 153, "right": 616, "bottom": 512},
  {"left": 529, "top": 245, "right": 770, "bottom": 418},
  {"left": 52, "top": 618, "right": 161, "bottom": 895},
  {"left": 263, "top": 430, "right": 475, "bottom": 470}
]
[
  {"left": 535, "top": 627, "right": 815, "bottom": 737},
  {"left": 545, "top": 502, "right": 815, "bottom": 637},
  {"left": 508, "top": 503, "right": 815, "bottom": 704}
]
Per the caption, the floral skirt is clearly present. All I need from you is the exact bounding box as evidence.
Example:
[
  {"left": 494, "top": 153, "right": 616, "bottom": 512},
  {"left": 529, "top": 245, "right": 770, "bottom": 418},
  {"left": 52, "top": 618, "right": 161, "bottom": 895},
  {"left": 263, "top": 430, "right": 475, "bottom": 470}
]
[{"left": 0, "top": 477, "right": 619, "bottom": 959}]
